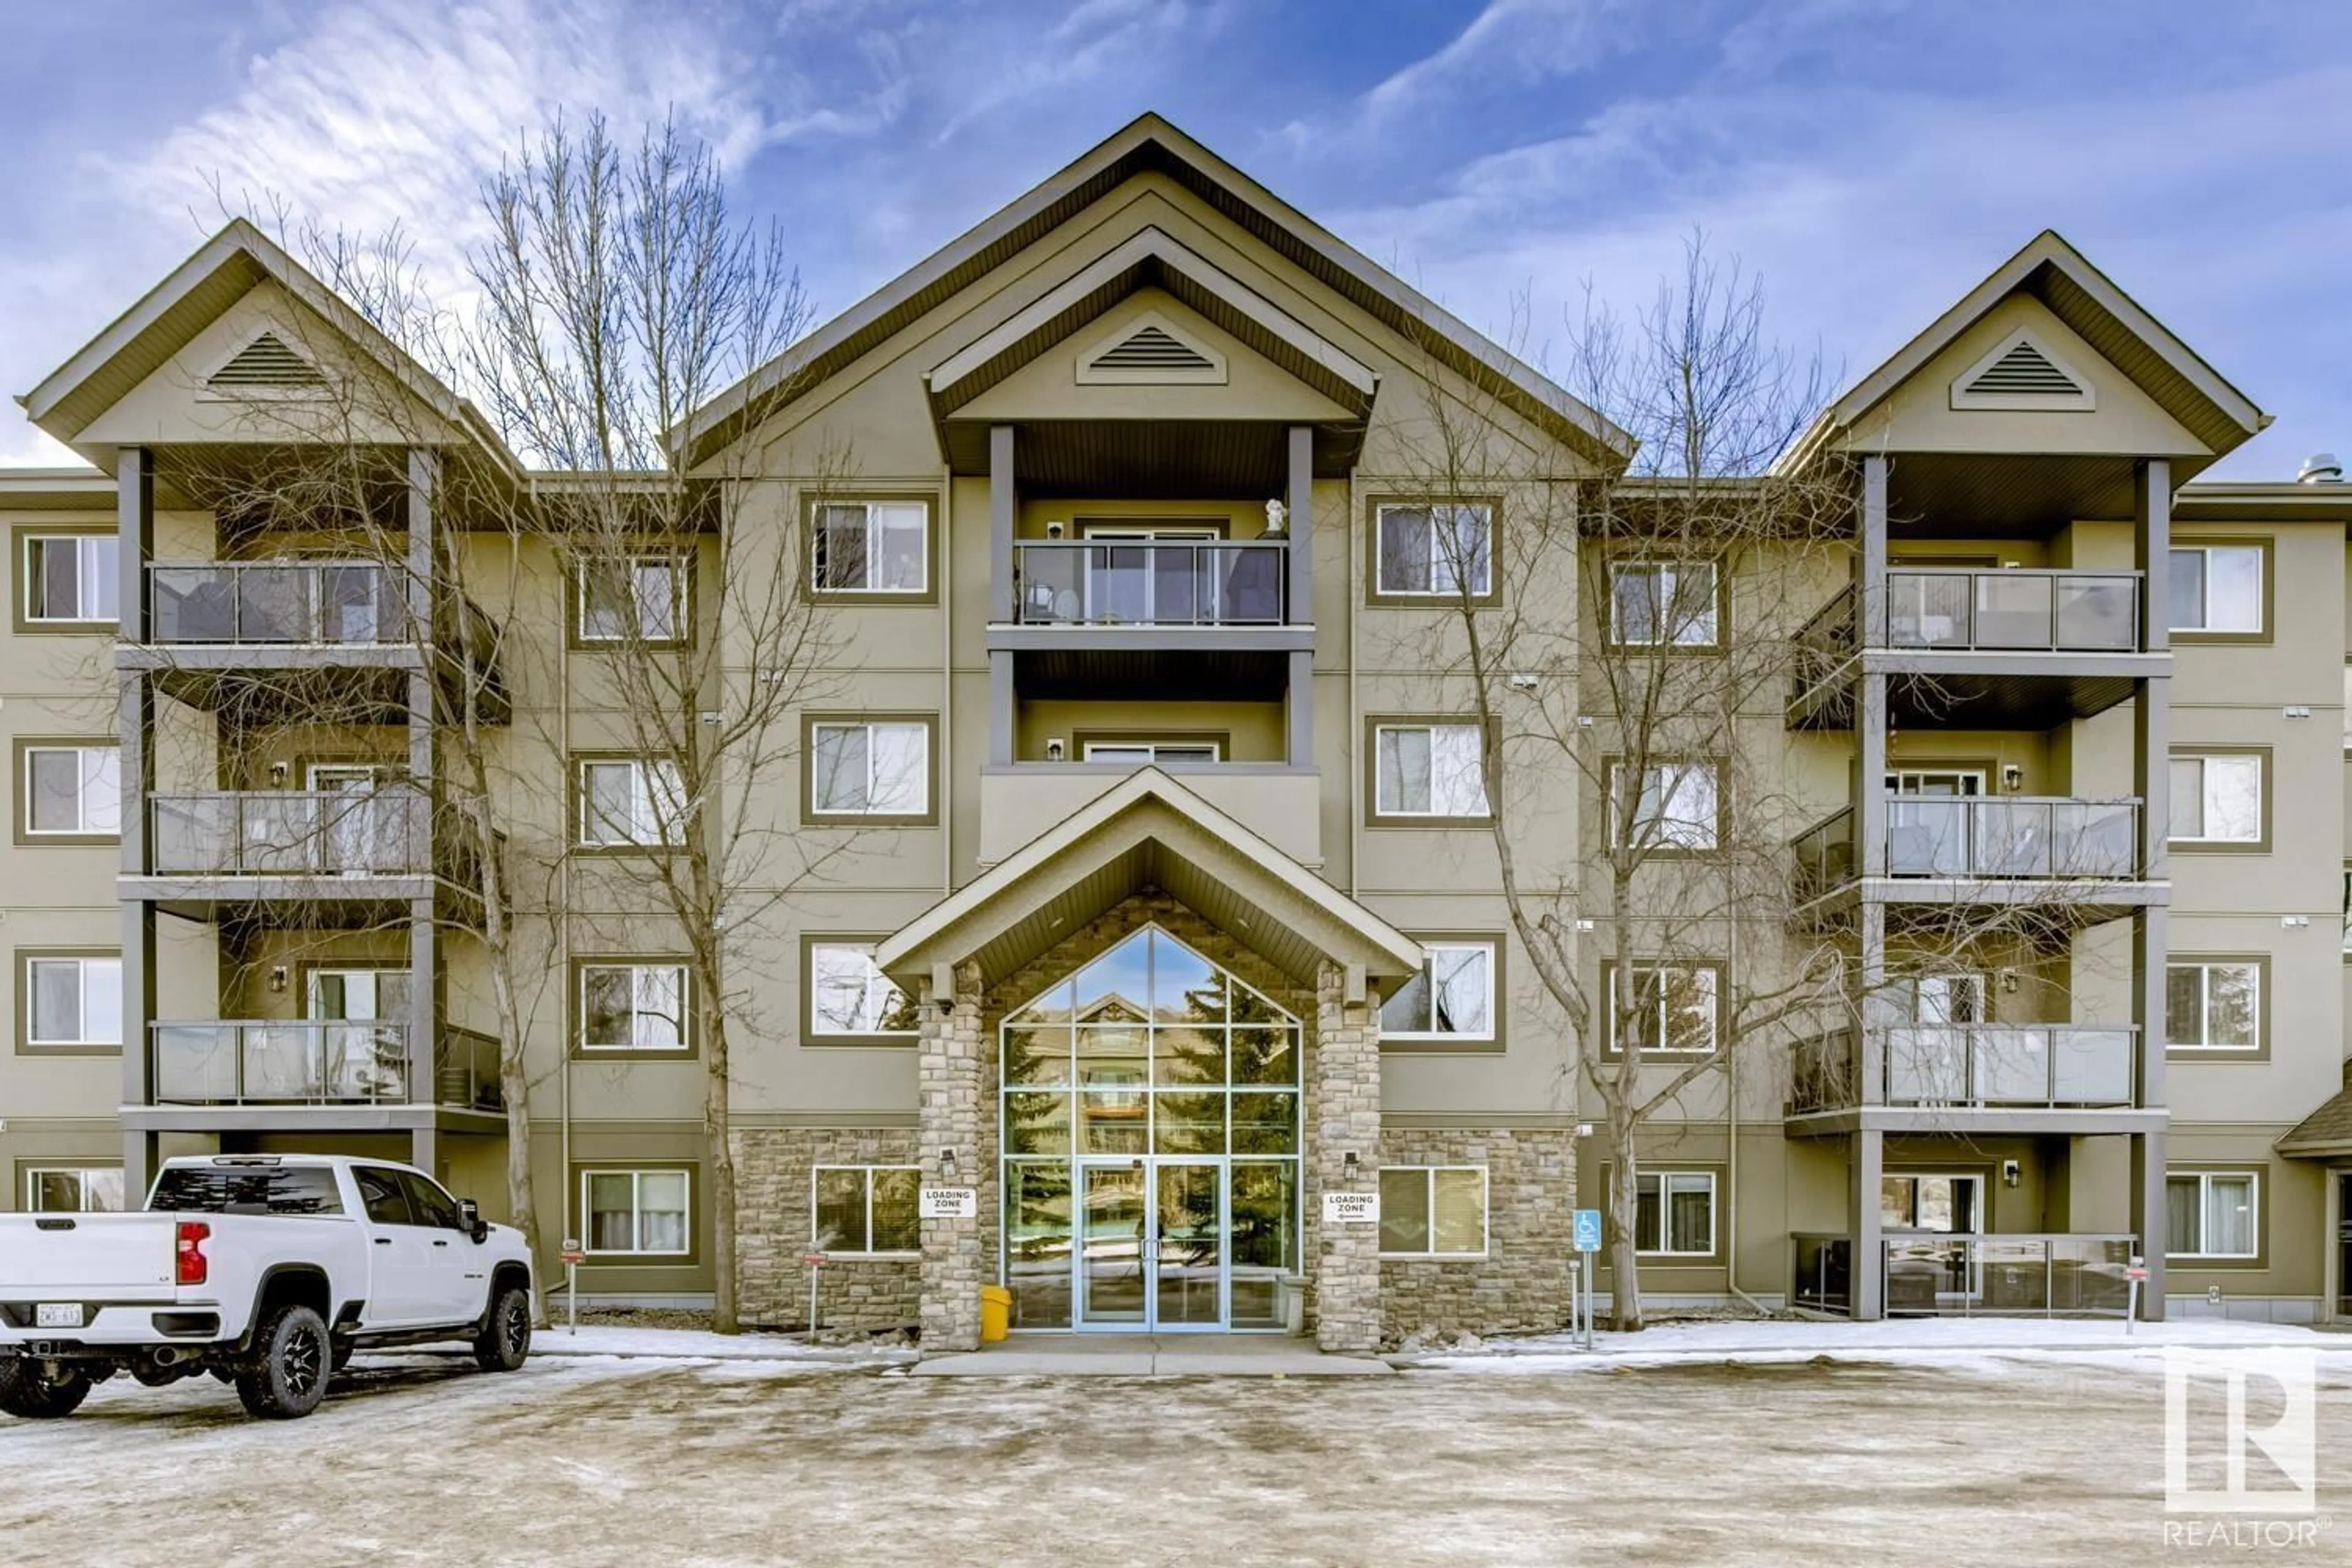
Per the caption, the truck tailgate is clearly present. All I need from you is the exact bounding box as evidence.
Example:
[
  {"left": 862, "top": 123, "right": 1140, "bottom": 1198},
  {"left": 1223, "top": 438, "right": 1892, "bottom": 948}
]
[{"left": 0, "top": 1214, "right": 177, "bottom": 1294}]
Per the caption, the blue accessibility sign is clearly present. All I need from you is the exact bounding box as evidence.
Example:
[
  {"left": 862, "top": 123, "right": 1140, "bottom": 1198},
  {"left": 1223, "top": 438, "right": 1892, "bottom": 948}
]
[{"left": 1572, "top": 1208, "right": 1603, "bottom": 1253}]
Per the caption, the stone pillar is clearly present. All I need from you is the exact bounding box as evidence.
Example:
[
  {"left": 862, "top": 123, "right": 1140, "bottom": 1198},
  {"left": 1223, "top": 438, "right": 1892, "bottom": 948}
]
[
  {"left": 918, "top": 960, "right": 986, "bottom": 1352},
  {"left": 1311, "top": 960, "right": 1381, "bottom": 1352}
]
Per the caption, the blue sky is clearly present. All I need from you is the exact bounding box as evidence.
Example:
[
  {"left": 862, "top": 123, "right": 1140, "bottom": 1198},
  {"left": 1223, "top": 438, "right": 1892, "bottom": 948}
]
[{"left": 4, "top": 0, "right": 2348, "bottom": 475}]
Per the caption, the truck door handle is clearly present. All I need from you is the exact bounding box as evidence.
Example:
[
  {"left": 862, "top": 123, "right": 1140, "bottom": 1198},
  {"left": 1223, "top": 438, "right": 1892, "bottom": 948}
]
[
  {"left": 432, "top": 1239, "right": 449, "bottom": 1247},
  {"left": 375, "top": 1237, "right": 393, "bottom": 1246}
]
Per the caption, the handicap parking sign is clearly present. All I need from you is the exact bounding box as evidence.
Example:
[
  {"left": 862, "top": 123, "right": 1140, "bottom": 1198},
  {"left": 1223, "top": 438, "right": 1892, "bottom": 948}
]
[{"left": 1572, "top": 1208, "right": 1603, "bottom": 1253}]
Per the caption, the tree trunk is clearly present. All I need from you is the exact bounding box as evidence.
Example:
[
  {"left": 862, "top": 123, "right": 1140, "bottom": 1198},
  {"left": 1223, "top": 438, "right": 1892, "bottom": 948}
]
[
  {"left": 706, "top": 1006, "right": 738, "bottom": 1334},
  {"left": 1607, "top": 1125, "right": 1645, "bottom": 1332}
]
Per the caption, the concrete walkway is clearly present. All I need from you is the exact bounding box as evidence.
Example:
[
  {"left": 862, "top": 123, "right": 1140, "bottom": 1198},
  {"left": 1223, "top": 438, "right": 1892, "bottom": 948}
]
[{"left": 913, "top": 1333, "right": 1392, "bottom": 1377}]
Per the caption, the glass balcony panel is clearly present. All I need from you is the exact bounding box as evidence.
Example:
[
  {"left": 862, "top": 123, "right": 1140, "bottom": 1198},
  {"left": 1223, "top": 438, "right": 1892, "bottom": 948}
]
[
  {"left": 2052, "top": 1028, "right": 2135, "bottom": 1104},
  {"left": 1887, "top": 573, "right": 1971, "bottom": 647},
  {"left": 1970, "top": 575, "right": 2056, "bottom": 648},
  {"left": 1012, "top": 541, "right": 1287, "bottom": 627},
  {"left": 1888, "top": 798, "right": 1967, "bottom": 876},
  {"left": 236, "top": 569, "right": 315, "bottom": 642},
  {"left": 1016, "top": 549, "right": 1085, "bottom": 624},
  {"left": 1885, "top": 1028, "right": 1969, "bottom": 1102},
  {"left": 150, "top": 567, "right": 242, "bottom": 642},
  {"left": 153, "top": 1024, "right": 241, "bottom": 1101},
  {"left": 1970, "top": 1026, "right": 2051, "bottom": 1104},
  {"left": 2057, "top": 576, "right": 2136, "bottom": 650}
]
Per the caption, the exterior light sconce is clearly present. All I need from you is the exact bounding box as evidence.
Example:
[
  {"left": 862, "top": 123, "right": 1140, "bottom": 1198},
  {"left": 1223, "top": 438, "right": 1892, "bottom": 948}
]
[
  {"left": 2000, "top": 763, "right": 2024, "bottom": 793},
  {"left": 1343, "top": 1151, "right": 1360, "bottom": 1174},
  {"left": 2001, "top": 1159, "right": 2021, "bottom": 1188},
  {"left": 268, "top": 761, "right": 290, "bottom": 786},
  {"left": 268, "top": 965, "right": 290, "bottom": 993},
  {"left": 940, "top": 1148, "right": 959, "bottom": 1179},
  {"left": 1262, "top": 499, "right": 1287, "bottom": 537}
]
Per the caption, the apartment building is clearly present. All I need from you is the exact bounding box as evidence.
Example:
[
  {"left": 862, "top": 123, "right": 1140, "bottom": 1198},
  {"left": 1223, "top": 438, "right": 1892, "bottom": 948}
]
[{"left": 3, "top": 115, "right": 2347, "bottom": 1344}]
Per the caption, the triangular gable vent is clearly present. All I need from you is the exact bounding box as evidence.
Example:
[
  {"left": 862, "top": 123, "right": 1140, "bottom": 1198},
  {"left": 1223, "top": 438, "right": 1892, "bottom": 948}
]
[
  {"left": 1950, "top": 331, "right": 2094, "bottom": 410},
  {"left": 1076, "top": 312, "right": 1226, "bottom": 385},
  {"left": 207, "top": 333, "right": 326, "bottom": 391}
]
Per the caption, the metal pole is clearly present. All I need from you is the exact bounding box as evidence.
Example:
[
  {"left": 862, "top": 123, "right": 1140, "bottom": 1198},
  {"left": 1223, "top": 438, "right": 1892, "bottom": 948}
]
[
  {"left": 808, "top": 1262, "right": 821, "bottom": 1345},
  {"left": 567, "top": 1261, "right": 578, "bottom": 1336}
]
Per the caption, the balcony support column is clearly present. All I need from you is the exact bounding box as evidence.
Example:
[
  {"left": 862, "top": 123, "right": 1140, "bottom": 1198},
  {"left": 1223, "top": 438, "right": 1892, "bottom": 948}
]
[
  {"left": 1849, "top": 1128, "right": 1885, "bottom": 1321},
  {"left": 2129, "top": 458, "right": 2171, "bottom": 1321},
  {"left": 988, "top": 650, "right": 1014, "bottom": 767},
  {"left": 990, "top": 426, "right": 1016, "bottom": 624},
  {"left": 117, "top": 451, "right": 157, "bottom": 1182},
  {"left": 1857, "top": 671, "right": 1887, "bottom": 878},
  {"left": 1286, "top": 424, "right": 1313, "bottom": 625},
  {"left": 411, "top": 1124, "right": 440, "bottom": 1182},
  {"left": 1859, "top": 454, "right": 1888, "bottom": 647},
  {"left": 2130, "top": 1124, "right": 2168, "bottom": 1321},
  {"left": 119, "top": 900, "right": 157, "bottom": 1194},
  {"left": 1286, "top": 650, "right": 1314, "bottom": 768},
  {"left": 1856, "top": 902, "right": 1887, "bottom": 1107},
  {"left": 410, "top": 895, "right": 437, "bottom": 1128}
]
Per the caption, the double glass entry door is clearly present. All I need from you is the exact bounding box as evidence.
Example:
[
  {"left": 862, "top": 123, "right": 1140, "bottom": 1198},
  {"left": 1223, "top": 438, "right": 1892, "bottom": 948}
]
[{"left": 1077, "top": 1158, "right": 1226, "bottom": 1330}]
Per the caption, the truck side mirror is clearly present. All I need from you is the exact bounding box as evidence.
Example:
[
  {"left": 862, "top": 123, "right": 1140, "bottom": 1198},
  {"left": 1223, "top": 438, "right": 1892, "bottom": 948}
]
[{"left": 459, "top": 1197, "right": 489, "bottom": 1244}]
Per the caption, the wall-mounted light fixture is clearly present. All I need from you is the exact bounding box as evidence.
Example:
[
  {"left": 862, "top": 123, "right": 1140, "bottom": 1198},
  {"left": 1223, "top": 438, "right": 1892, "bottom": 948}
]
[
  {"left": 2001, "top": 1158, "right": 2021, "bottom": 1188},
  {"left": 268, "top": 965, "right": 290, "bottom": 993},
  {"left": 2000, "top": 763, "right": 2024, "bottom": 793},
  {"left": 268, "top": 761, "right": 290, "bottom": 786},
  {"left": 940, "top": 1148, "right": 959, "bottom": 1179},
  {"left": 1343, "top": 1150, "right": 1360, "bottom": 1174}
]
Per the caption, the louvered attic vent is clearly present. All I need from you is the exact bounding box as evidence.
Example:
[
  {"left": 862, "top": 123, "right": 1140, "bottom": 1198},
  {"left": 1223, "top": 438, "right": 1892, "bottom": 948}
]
[
  {"left": 1091, "top": 325, "right": 1216, "bottom": 372},
  {"left": 207, "top": 333, "right": 326, "bottom": 390},
  {"left": 1966, "top": 340, "right": 2081, "bottom": 396}
]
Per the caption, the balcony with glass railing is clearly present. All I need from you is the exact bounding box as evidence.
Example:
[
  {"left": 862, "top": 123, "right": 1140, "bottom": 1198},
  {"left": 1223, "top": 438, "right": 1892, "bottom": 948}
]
[
  {"left": 1790, "top": 1025, "right": 2138, "bottom": 1114},
  {"left": 149, "top": 1020, "right": 503, "bottom": 1110},
  {"left": 148, "top": 560, "right": 409, "bottom": 646},
  {"left": 1011, "top": 540, "right": 1289, "bottom": 627},
  {"left": 1791, "top": 796, "right": 2143, "bottom": 905},
  {"left": 148, "top": 789, "right": 431, "bottom": 878},
  {"left": 1792, "top": 1232, "right": 2137, "bottom": 1317}
]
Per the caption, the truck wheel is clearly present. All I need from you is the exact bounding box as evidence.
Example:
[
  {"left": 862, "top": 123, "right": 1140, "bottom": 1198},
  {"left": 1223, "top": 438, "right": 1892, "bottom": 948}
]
[
  {"left": 473, "top": 1284, "right": 532, "bottom": 1373},
  {"left": 235, "top": 1303, "right": 332, "bottom": 1420},
  {"left": 0, "top": 1361, "right": 91, "bottom": 1419}
]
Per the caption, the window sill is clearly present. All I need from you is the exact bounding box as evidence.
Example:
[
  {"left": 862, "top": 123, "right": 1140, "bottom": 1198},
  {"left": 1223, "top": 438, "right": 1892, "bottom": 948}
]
[
  {"left": 1378, "top": 1252, "right": 1488, "bottom": 1262},
  {"left": 820, "top": 1251, "right": 921, "bottom": 1262}
]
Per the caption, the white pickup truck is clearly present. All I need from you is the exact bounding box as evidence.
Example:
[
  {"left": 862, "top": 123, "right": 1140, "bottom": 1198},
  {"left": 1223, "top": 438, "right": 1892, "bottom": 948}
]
[{"left": 0, "top": 1153, "right": 534, "bottom": 1420}]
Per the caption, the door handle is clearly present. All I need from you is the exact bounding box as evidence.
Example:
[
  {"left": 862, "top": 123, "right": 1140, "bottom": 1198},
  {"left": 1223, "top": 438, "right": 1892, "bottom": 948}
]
[
  {"left": 432, "top": 1239, "right": 449, "bottom": 1247},
  {"left": 374, "top": 1237, "right": 393, "bottom": 1246}
]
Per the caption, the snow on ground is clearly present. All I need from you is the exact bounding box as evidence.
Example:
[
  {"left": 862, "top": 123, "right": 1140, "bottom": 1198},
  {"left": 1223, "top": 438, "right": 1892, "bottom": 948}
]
[
  {"left": 1422, "top": 1314, "right": 2352, "bottom": 1379},
  {"left": 497, "top": 1323, "right": 915, "bottom": 1363}
]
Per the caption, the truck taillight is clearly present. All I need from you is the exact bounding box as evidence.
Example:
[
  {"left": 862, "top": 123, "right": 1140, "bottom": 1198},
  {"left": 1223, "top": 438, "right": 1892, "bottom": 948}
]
[{"left": 175, "top": 1221, "right": 210, "bottom": 1286}]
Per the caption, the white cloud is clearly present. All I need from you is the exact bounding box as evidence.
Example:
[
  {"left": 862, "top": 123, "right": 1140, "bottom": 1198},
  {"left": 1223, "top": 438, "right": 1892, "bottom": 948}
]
[{"left": 1362, "top": 0, "right": 1637, "bottom": 118}]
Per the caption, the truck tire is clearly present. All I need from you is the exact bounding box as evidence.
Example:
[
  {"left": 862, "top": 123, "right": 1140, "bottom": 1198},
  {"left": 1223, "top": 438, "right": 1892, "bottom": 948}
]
[
  {"left": 235, "top": 1303, "right": 332, "bottom": 1420},
  {"left": 473, "top": 1284, "right": 532, "bottom": 1372},
  {"left": 0, "top": 1361, "right": 91, "bottom": 1419}
]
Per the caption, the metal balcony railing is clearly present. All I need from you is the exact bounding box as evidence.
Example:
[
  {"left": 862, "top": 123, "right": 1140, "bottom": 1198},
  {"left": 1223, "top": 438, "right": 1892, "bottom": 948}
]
[
  {"left": 1012, "top": 540, "right": 1287, "bottom": 626},
  {"left": 1790, "top": 1026, "right": 2138, "bottom": 1112},
  {"left": 1793, "top": 1233, "right": 2138, "bottom": 1317},
  {"left": 1790, "top": 796, "right": 2142, "bottom": 899},
  {"left": 1884, "top": 568, "right": 2140, "bottom": 653},
  {"left": 149, "top": 1021, "right": 505, "bottom": 1110},
  {"left": 149, "top": 560, "right": 407, "bottom": 646},
  {"left": 149, "top": 789, "right": 429, "bottom": 877}
]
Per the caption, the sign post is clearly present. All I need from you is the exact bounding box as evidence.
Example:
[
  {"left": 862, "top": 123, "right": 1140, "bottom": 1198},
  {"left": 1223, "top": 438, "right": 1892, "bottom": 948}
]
[
  {"left": 805, "top": 1252, "right": 827, "bottom": 1344},
  {"left": 1572, "top": 1209, "right": 1602, "bottom": 1351},
  {"left": 559, "top": 1238, "right": 586, "bottom": 1336}
]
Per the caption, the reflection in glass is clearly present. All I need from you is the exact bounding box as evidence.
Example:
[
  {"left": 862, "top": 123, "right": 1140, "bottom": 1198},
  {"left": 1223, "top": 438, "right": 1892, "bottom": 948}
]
[
  {"left": 1079, "top": 1089, "right": 1148, "bottom": 1154},
  {"left": 1080, "top": 1164, "right": 1148, "bottom": 1324},
  {"left": 1004, "top": 1161, "right": 1072, "bottom": 1328},
  {"left": 1003, "top": 1092, "right": 1072, "bottom": 1155},
  {"left": 1231, "top": 1027, "right": 1297, "bottom": 1085},
  {"left": 1001, "top": 1025, "right": 1072, "bottom": 1085},
  {"left": 1231, "top": 1093, "right": 1298, "bottom": 1154},
  {"left": 1153, "top": 1093, "right": 1225, "bottom": 1155},
  {"left": 1156, "top": 1163, "right": 1223, "bottom": 1325},
  {"left": 1152, "top": 1026, "right": 1225, "bottom": 1085},
  {"left": 1229, "top": 1162, "right": 1297, "bottom": 1327}
]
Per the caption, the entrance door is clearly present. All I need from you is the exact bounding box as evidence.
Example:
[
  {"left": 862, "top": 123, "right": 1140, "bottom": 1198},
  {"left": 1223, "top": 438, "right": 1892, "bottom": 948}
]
[
  {"left": 308, "top": 968, "right": 412, "bottom": 1102},
  {"left": 307, "top": 764, "right": 394, "bottom": 874},
  {"left": 1074, "top": 1159, "right": 1227, "bottom": 1330}
]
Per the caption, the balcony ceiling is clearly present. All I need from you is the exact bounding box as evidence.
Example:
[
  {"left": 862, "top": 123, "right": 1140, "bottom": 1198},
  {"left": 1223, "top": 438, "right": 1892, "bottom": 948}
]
[{"left": 944, "top": 417, "right": 1360, "bottom": 495}]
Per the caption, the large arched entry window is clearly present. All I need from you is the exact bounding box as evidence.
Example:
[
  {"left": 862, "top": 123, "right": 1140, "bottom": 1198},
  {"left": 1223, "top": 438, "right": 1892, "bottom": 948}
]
[{"left": 1000, "top": 925, "right": 1301, "bottom": 1331}]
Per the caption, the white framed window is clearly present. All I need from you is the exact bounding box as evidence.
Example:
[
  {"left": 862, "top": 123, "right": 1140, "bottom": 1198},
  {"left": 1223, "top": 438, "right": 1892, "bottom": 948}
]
[
  {"left": 1378, "top": 1166, "right": 1488, "bottom": 1257},
  {"left": 1373, "top": 723, "right": 1487, "bottom": 817},
  {"left": 810, "top": 722, "right": 929, "bottom": 816},
  {"left": 26, "top": 1167, "right": 124, "bottom": 1212},
  {"left": 22, "top": 534, "right": 119, "bottom": 624},
  {"left": 809, "top": 943, "right": 916, "bottom": 1036},
  {"left": 578, "top": 555, "right": 688, "bottom": 643},
  {"left": 578, "top": 758, "right": 687, "bottom": 846},
  {"left": 582, "top": 1168, "right": 690, "bottom": 1256},
  {"left": 813, "top": 502, "right": 928, "bottom": 594},
  {"left": 2165, "top": 960, "right": 2260, "bottom": 1051},
  {"left": 1080, "top": 741, "right": 1221, "bottom": 764},
  {"left": 1606, "top": 965, "right": 1718, "bottom": 1055},
  {"left": 1634, "top": 1170, "right": 1716, "bottom": 1256},
  {"left": 2169, "top": 544, "right": 2263, "bottom": 634},
  {"left": 1610, "top": 760, "right": 1719, "bottom": 850},
  {"left": 579, "top": 963, "right": 688, "bottom": 1052},
  {"left": 1608, "top": 560, "right": 1719, "bottom": 647},
  {"left": 1374, "top": 503, "right": 1492, "bottom": 598},
  {"left": 811, "top": 1165, "right": 920, "bottom": 1254},
  {"left": 2168, "top": 753, "right": 2261, "bottom": 843},
  {"left": 2166, "top": 1170, "right": 2258, "bottom": 1259},
  {"left": 23, "top": 744, "right": 121, "bottom": 837},
  {"left": 1381, "top": 941, "right": 1495, "bottom": 1040},
  {"left": 24, "top": 954, "right": 122, "bottom": 1047}
]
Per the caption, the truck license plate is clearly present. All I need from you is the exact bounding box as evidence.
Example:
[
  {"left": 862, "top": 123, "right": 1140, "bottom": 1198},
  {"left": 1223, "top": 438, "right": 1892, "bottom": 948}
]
[{"left": 35, "top": 1303, "right": 83, "bottom": 1329}]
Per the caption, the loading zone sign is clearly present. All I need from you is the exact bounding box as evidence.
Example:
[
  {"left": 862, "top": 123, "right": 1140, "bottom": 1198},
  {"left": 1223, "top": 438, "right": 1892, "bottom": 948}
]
[
  {"left": 920, "top": 1187, "right": 977, "bottom": 1220},
  {"left": 1322, "top": 1191, "right": 1379, "bottom": 1225}
]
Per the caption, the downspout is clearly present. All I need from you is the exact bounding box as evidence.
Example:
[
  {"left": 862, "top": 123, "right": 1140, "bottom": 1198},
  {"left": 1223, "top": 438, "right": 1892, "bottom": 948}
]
[
  {"left": 1347, "top": 469, "right": 1361, "bottom": 897},
  {"left": 940, "top": 468, "right": 954, "bottom": 897},
  {"left": 556, "top": 524, "right": 575, "bottom": 1299}
]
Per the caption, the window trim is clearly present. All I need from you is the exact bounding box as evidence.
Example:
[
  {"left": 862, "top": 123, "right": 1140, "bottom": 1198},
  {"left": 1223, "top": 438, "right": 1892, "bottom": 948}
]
[
  {"left": 14, "top": 948, "right": 123, "bottom": 1056},
  {"left": 809, "top": 1164, "right": 922, "bottom": 1257},
  {"left": 1606, "top": 755, "right": 1724, "bottom": 854},
  {"left": 571, "top": 956, "right": 696, "bottom": 1059},
  {"left": 1632, "top": 1168, "right": 1721, "bottom": 1259},
  {"left": 1362, "top": 715, "right": 1497, "bottom": 828},
  {"left": 800, "top": 935, "right": 919, "bottom": 1047},
  {"left": 13, "top": 525, "right": 119, "bottom": 633},
  {"left": 570, "top": 753, "right": 690, "bottom": 853},
  {"left": 18, "top": 1162, "right": 127, "bottom": 1213},
  {"left": 575, "top": 1163, "right": 698, "bottom": 1264},
  {"left": 1376, "top": 1164, "right": 1491, "bottom": 1259},
  {"left": 1363, "top": 496, "right": 1502, "bottom": 608},
  {"left": 1600, "top": 961, "right": 1722, "bottom": 1060},
  {"left": 2163, "top": 954, "right": 2268, "bottom": 1062},
  {"left": 1069, "top": 729, "right": 1230, "bottom": 764},
  {"left": 805, "top": 493, "right": 940, "bottom": 605},
  {"left": 2167, "top": 537, "right": 2272, "bottom": 645},
  {"left": 2165, "top": 1165, "right": 2267, "bottom": 1266},
  {"left": 799, "top": 713, "right": 940, "bottom": 827},
  {"left": 1605, "top": 557, "right": 1725, "bottom": 650},
  {"left": 1379, "top": 935, "right": 1504, "bottom": 1052},
  {"left": 14, "top": 737, "right": 121, "bottom": 846},
  {"left": 569, "top": 551, "right": 694, "bottom": 650},
  {"left": 2166, "top": 745, "right": 2271, "bottom": 854}
]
